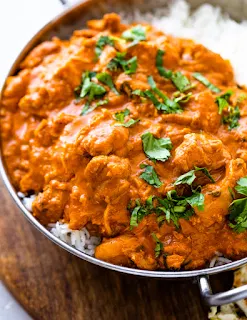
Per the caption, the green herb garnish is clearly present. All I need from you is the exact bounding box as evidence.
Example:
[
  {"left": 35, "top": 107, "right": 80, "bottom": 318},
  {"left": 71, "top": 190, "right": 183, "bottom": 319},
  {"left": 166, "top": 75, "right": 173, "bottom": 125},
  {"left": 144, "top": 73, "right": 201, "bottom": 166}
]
[
  {"left": 129, "top": 197, "right": 154, "bottom": 230},
  {"left": 75, "top": 71, "right": 107, "bottom": 113},
  {"left": 141, "top": 132, "right": 173, "bottom": 162},
  {"left": 140, "top": 164, "right": 162, "bottom": 188},
  {"left": 151, "top": 233, "right": 164, "bottom": 258},
  {"left": 156, "top": 49, "right": 173, "bottom": 78},
  {"left": 173, "top": 92, "right": 193, "bottom": 104},
  {"left": 96, "top": 72, "right": 119, "bottom": 95},
  {"left": 235, "top": 177, "right": 247, "bottom": 196},
  {"left": 114, "top": 108, "right": 139, "bottom": 127},
  {"left": 222, "top": 106, "right": 240, "bottom": 130},
  {"left": 121, "top": 25, "right": 146, "bottom": 47},
  {"left": 116, "top": 118, "right": 140, "bottom": 128},
  {"left": 80, "top": 99, "right": 109, "bottom": 115},
  {"left": 228, "top": 176, "right": 247, "bottom": 233},
  {"left": 95, "top": 36, "right": 114, "bottom": 59},
  {"left": 156, "top": 50, "right": 192, "bottom": 91},
  {"left": 174, "top": 167, "right": 215, "bottom": 186},
  {"left": 215, "top": 90, "right": 233, "bottom": 114},
  {"left": 108, "top": 52, "right": 138, "bottom": 74},
  {"left": 129, "top": 191, "right": 197, "bottom": 230},
  {"left": 193, "top": 72, "right": 221, "bottom": 93},
  {"left": 146, "top": 76, "right": 183, "bottom": 113},
  {"left": 114, "top": 108, "right": 130, "bottom": 122},
  {"left": 171, "top": 72, "right": 192, "bottom": 92}
]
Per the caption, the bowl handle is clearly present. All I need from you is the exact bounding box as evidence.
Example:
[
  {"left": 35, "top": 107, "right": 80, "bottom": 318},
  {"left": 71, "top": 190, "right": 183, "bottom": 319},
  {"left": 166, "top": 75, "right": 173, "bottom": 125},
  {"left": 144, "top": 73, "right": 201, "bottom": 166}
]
[{"left": 198, "top": 275, "right": 247, "bottom": 306}]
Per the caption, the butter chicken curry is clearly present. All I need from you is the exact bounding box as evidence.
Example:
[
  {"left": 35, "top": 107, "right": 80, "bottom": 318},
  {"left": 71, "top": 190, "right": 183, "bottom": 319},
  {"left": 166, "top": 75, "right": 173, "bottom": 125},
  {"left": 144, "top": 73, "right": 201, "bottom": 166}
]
[{"left": 2, "top": 13, "right": 247, "bottom": 270}]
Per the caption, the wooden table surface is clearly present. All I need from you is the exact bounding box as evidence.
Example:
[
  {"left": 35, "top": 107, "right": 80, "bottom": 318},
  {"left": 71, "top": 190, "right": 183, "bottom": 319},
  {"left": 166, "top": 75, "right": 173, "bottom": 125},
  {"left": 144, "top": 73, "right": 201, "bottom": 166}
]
[{"left": 0, "top": 176, "right": 233, "bottom": 320}]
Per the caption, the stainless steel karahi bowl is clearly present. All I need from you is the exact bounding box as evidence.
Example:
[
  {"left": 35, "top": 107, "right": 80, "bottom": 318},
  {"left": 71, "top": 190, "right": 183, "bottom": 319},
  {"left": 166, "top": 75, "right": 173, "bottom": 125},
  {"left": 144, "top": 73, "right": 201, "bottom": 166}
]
[{"left": 1, "top": 0, "right": 247, "bottom": 306}]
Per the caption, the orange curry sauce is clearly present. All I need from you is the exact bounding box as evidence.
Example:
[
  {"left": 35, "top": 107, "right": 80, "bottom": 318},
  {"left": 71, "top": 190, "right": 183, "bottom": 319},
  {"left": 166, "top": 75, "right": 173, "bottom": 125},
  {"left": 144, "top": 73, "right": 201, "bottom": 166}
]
[{"left": 2, "top": 13, "right": 247, "bottom": 270}]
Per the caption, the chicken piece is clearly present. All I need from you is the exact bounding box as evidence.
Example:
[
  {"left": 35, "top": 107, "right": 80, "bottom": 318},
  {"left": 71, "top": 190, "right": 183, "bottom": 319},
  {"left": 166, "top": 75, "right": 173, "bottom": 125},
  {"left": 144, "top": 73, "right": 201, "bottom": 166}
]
[
  {"left": 95, "top": 233, "right": 157, "bottom": 270},
  {"left": 2, "top": 70, "right": 30, "bottom": 111},
  {"left": 103, "top": 201, "right": 129, "bottom": 236},
  {"left": 34, "top": 113, "right": 74, "bottom": 147},
  {"left": 84, "top": 155, "right": 131, "bottom": 182},
  {"left": 20, "top": 41, "right": 61, "bottom": 69},
  {"left": 161, "top": 91, "right": 221, "bottom": 133},
  {"left": 87, "top": 13, "right": 122, "bottom": 33},
  {"left": 173, "top": 133, "right": 231, "bottom": 173},
  {"left": 77, "top": 123, "right": 129, "bottom": 157},
  {"left": 32, "top": 181, "right": 69, "bottom": 225},
  {"left": 195, "top": 158, "right": 247, "bottom": 226}
]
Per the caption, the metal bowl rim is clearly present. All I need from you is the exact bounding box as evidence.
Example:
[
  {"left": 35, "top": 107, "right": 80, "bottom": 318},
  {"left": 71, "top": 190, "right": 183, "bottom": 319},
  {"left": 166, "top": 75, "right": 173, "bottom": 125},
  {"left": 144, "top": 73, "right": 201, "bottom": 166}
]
[{"left": 1, "top": 0, "right": 247, "bottom": 279}]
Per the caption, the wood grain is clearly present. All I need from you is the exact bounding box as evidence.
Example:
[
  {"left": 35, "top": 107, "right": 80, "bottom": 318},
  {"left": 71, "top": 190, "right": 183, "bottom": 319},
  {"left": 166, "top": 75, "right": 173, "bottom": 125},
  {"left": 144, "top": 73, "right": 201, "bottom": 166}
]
[{"left": 0, "top": 177, "right": 231, "bottom": 320}]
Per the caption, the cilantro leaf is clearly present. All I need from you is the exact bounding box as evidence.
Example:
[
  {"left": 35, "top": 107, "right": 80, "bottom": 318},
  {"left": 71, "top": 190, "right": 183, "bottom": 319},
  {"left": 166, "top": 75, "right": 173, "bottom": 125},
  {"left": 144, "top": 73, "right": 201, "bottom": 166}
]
[
  {"left": 174, "top": 167, "right": 215, "bottom": 186},
  {"left": 185, "top": 192, "right": 204, "bottom": 211},
  {"left": 108, "top": 52, "right": 138, "bottom": 74},
  {"left": 151, "top": 233, "right": 163, "bottom": 258},
  {"left": 116, "top": 118, "right": 140, "bottom": 128},
  {"left": 141, "top": 132, "right": 173, "bottom": 162},
  {"left": 140, "top": 164, "right": 162, "bottom": 188},
  {"left": 156, "top": 49, "right": 173, "bottom": 78},
  {"left": 114, "top": 108, "right": 130, "bottom": 123},
  {"left": 227, "top": 176, "right": 247, "bottom": 233},
  {"left": 235, "top": 176, "right": 247, "bottom": 196},
  {"left": 215, "top": 90, "right": 233, "bottom": 114},
  {"left": 75, "top": 72, "right": 107, "bottom": 112},
  {"left": 96, "top": 72, "right": 119, "bottom": 95},
  {"left": 173, "top": 92, "right": 192, "bottom": 104},
  {"left": 129, "top": 197, "right": 154, "bottom": 230},
  {"left": 222, "top": 106, "right": 240, "bottom": 130},
  {"left": 121, "top": 25, "right": 146, "bottom": 47},
  {"left": 171, "top": 71, "right": 192, "bottom": 92},
  {"left": 229, "top": 198, "right": 247, "bottom": 233},
  {"left": 146, "top": 76, "right": 183, "bottom": 114},
  {"left": 114, "top": 108, "right": 139, "bottom": 127},
  {"left": 80, "top": 99, "right": 109, "bottom": 115},
  {"left": 193, "top": 72, "right": 221, "bottom": 93},
  {"left": 95, "top": 36, "right": 114, "bottom": 59}
]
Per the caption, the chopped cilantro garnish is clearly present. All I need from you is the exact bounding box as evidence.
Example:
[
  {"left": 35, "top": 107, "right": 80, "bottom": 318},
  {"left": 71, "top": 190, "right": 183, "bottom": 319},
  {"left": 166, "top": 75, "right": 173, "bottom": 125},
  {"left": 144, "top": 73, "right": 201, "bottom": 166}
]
[
  {"left": 235, "top": 177, "right": 247, "bottom": 196},
  {"left": 96, "top": 72, "right": 119, "bottom": 95},
  {"left": 116, "top": 118, "right": 140, "bottom": 128},
  {"left": 114, "top": 108, "right": 130, "bottom": 122},
  {"left": 229, "top": 198, "right": 247, "bottom": 233},
  {"left": 140, "top": 164, "right": 163, "bottom": 188},
  {"left": 129, "top": 197, "right": 154, "bottom": 230},
  {"left": 173, "top": 92, "right": 192, "bottom": 104},
  {"left": 75, "top": 72, "right": 107, "bottom": 113},
  {"left": 146, "top": 76, "right": 183, "bottom": 113},
  {"left": 228, "top": 176, "right": 247, "bottom": 233},
  {"left": 129, "top": 190, "right": 197, "bottom": 230},
  {"left": 121, "top": 25, "right": 146, "bottom": 47},
  {"left": 156, "top": 50, "right": 192, "bottom": 91},
  {"left": 108, "top": 52, "right": 138, "bottom": 74},
  {"left": 174, "top": 167, "right": 215, "bottom": 186},
  {"left": 80, "top": 99, "right": 109, "bottom": 115},
  {"left": 193, "top": 72, "right": 221, "bottom": 93},
  {"left": 95, "top": 36, "right": 114, "bottom": 59},
  {"left": 151, "top": 233, "right": 164, "bottom": 258},
  {"left": 114, "top": 108, "right": 139, "bottom": 127},
  {"left": 215, "top": 90, "right": 233, "bottom": 114},
  {"left": 141, "top": 132, "right": 173, "bottom": 162},
  {"left": 171, "top": 71, "right": 192, "bottom": 92},
  {"left": 222, "top": 106, "right": 240, "bottom": 130},
  {"left": 156, "top": 49, "right": 172, "bottom": 79}
]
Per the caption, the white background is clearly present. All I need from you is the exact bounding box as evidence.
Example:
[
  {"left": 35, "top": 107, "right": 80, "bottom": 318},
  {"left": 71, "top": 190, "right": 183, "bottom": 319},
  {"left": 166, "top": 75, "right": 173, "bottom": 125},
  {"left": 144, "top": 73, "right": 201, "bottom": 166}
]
[{"left": 0, "top": 1, "right": 77, "bottom": 319}]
